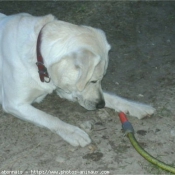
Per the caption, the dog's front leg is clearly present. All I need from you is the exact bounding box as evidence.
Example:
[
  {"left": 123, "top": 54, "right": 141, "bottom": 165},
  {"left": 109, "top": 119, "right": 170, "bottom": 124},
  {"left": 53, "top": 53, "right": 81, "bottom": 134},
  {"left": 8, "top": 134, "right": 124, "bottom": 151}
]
[
  {"left": 103, "top": 92, "right": 155, "bottom": 119},
  {"left": 5, "top": 104, "right": 91, "bottom": 147}
]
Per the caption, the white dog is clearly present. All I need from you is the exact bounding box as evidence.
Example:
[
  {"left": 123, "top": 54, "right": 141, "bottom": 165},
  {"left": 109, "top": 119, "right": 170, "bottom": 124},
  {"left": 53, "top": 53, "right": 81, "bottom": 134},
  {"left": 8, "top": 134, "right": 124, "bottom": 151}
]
[{"left": 0, "top": 13, "right": 155, "bottom": 147}]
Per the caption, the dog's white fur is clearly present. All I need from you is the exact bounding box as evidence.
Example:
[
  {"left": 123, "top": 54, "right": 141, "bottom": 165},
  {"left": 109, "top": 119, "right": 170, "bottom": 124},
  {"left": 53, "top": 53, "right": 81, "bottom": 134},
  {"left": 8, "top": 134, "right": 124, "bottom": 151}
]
[{"left": 0, "top": 13, "right": 155, "bottom": 147}]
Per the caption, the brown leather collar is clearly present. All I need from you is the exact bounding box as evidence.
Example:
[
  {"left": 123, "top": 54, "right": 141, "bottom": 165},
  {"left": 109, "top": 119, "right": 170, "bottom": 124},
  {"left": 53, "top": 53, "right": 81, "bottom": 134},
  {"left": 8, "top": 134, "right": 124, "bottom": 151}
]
[{"left": 36, "top": 27, "right": 50, "bottom": 83}]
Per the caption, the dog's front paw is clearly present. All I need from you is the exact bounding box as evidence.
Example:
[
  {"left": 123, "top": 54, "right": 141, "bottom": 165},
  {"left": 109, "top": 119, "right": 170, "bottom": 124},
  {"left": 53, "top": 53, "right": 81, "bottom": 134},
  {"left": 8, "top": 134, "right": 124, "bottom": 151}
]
[
  {"left": 126, "top": 103, "right": 155, "bottom": 119},
  {"left": 56, "top": 124, "right": 91, "bottom": 147}
]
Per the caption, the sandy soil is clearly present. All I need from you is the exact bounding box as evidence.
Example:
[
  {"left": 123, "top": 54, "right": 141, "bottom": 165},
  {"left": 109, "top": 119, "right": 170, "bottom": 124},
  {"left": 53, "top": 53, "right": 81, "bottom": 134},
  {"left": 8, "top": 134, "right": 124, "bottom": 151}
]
[{"left": 0, "top": 1, "right": 175, "bottom": 174}]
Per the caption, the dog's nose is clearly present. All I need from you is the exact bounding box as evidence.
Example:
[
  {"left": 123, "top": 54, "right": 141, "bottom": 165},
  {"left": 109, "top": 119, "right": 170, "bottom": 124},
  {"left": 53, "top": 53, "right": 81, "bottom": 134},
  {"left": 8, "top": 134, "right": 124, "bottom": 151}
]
[{"left": 96, "top": 100, "right": 105, "bottom": 109}]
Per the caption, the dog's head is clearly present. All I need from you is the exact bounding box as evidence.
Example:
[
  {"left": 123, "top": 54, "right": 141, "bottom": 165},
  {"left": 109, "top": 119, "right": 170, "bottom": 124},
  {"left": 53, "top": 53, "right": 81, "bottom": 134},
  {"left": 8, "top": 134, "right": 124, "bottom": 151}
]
[{"left": 42, "top": 21, "right": 111, "bottom": 110}]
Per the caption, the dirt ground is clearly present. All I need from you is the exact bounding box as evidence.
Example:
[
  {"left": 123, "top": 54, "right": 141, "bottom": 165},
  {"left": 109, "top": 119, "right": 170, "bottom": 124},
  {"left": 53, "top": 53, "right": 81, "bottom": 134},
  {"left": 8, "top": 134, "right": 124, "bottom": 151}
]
[{"left": 0, "top": 1, "right": 175, "bottom": 174}]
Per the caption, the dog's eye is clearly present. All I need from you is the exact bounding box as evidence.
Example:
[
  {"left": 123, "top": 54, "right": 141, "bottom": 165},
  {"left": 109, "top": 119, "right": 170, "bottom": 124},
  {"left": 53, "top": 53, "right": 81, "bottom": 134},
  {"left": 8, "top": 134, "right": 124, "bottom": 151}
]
[{"left": 91, "top": 81, "right": 97, "bottom": 83}]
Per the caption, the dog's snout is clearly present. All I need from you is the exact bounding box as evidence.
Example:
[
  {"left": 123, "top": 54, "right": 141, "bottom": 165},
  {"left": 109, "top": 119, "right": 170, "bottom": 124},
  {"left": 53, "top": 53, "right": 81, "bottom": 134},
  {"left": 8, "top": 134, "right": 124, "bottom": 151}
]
[{"left": 96, "top": 100, "right": 105, "bottom": 109}]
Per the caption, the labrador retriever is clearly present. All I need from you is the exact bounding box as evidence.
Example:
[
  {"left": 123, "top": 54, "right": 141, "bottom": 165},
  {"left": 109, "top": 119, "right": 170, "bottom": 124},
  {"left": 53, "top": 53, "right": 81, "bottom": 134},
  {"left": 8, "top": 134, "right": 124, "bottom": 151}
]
[{"left": 0, "top": 13, "right": 155, "bottom": 147}]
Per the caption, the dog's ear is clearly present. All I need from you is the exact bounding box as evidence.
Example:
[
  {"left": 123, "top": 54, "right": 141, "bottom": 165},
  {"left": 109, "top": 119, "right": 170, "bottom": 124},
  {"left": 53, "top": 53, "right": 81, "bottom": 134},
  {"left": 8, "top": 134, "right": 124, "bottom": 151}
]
[
  {"left": 49, "top": 54, "right": 79, "bottom": 92},
  {"left": 49, "top": 49, "right": 100, "bottom": 92},
  {"left": 75, "top": 49, "right": 100, "bottom": 91}
]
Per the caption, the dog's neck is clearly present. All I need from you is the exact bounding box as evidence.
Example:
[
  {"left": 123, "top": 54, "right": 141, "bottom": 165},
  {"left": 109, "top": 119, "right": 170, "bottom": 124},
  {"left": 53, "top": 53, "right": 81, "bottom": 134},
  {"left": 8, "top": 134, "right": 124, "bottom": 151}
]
[{"left": 36, "top": 27, "right": 50, "bottom": 83}]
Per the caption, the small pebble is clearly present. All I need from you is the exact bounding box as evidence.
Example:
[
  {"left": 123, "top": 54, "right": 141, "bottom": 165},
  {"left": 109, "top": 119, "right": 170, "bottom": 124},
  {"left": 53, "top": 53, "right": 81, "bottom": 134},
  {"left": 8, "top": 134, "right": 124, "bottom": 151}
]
[
  {"left": 80, "top": 121, "right": 92, "bottom": 133},
  {"left": 55, "top": 156, "right": 66, "bottom": 163},
  {"left": 138, "top": 94, "right": 144, "bottom": 97},
  {"left": 88, "top": 144, "right": 97, "bottom": 153},
  {"left": 170, "top": 130, "right": 175, "bottom": 137},
  {"left": 97, "top": 109, "right": 110, "bottom": 120}
]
